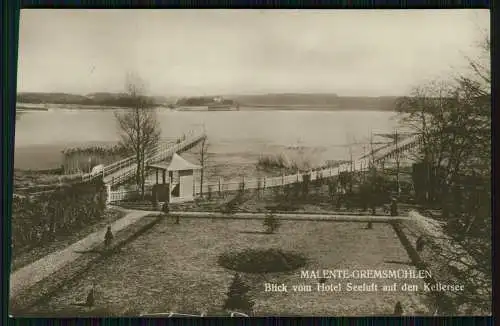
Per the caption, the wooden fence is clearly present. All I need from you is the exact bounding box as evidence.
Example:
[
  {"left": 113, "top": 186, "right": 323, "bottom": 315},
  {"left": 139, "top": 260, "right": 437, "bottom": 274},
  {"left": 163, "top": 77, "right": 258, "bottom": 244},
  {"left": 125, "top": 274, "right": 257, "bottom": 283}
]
[
  {"left": 194, "top": 167, "right": 340, "bottom": 195},
  {"left": 107, "top": 165, "right": 346, "bottom": 203},
  {"left": 107, "top": 134, "right": 422, "bottom": 203}
]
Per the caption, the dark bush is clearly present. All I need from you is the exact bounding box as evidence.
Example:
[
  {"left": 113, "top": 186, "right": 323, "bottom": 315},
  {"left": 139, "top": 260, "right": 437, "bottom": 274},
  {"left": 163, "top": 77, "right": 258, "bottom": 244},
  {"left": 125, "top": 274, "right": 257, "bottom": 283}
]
[
  {"left": 207, "top": 185, "right": 213, "bottom": 200},
  {"left": 302, "top": 174, "right": 311, "bottom": 199},
  {"left": 218, "top": 248, "right": 307, "bottom": 273}
]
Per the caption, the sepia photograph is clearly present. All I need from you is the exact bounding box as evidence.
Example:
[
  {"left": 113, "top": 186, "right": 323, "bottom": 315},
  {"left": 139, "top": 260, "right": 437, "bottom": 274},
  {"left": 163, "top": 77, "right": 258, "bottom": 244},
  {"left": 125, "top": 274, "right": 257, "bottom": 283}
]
[{"left": 10, "top": 9, "right": 491, "bottom": 317}]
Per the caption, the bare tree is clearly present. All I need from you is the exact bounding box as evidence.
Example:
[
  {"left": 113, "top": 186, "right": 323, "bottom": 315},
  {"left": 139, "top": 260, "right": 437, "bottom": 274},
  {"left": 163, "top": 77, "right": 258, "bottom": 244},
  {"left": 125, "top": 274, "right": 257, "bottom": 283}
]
[
  {"left": 395, "top": 79, "right": 458, "bottom": 202},
  {"left": 368, "top": 132, "right": 376, "bottom": 168},
  {"left": 198, "top": 136, "right": 210, "bottom": 197},
  {"left": 395, "top": 34, "right": 491, "bottom": 313},
  {"left": 346, "top": 133, "right": 357, "bottom": 173},
  {"left": 114, "top": 73, "right": 161, "bottom": 198},
  {"left": 392, "top": 129, "right": 402, "bottom": 196}
]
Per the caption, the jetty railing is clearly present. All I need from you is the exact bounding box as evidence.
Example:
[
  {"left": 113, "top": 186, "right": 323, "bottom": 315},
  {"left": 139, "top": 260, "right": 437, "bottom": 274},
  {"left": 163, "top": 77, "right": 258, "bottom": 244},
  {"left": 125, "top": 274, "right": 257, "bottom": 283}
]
[
  {"left": 80, "top": 127, "right": 205, "bottom": 185},
  {"left": 104, "top": 128, "right": 206, "bottom": 187}
]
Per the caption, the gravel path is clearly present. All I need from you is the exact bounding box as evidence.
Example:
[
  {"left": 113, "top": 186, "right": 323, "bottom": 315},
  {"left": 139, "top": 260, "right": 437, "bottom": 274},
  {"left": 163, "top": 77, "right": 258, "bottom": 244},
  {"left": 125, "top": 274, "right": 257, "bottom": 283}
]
[{"left": 9, "top": 208, "right": 152, "bottom": 298}]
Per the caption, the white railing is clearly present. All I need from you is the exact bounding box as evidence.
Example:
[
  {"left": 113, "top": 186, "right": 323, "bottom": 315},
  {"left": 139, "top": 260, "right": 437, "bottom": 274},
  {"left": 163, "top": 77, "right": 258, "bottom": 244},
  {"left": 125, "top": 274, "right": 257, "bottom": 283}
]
[
  {"left": 79, "top": 128, "right": 203, "bottom": 183},
  {"left": 103, "top": 128, "right": 206, "bottom": 187},
  {"left": 195, "top": 171, "right": 318, "bottom": 196},
  {"left": 371, "top": 134, "right": 421, "bottom": 164}
]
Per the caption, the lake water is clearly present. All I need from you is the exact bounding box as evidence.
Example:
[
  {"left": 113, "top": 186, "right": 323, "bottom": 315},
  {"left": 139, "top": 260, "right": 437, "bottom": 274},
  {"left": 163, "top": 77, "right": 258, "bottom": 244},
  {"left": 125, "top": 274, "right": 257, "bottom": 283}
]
[{"left": 14, "top": 108, "right": 402, "bottom": 174}]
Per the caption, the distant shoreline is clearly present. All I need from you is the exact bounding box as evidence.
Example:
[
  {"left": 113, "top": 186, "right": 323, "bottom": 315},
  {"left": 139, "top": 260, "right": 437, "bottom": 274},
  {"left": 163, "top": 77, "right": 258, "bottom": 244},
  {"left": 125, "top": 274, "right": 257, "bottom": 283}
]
[
  {"left": 16, "top": 106, "right": 49, "bottom": 112},
  {"left": 16, "top": 92, "right": 400, "bottom": 112},
  {"left": 16, "top": 103, "right": 396, "bottom": 112}
]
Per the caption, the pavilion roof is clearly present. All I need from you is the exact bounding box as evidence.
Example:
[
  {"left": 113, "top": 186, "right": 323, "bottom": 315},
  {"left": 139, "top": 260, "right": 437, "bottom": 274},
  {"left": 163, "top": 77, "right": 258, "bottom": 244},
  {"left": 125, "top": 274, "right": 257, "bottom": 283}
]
[
  {"left": 170, "top": 153, "right": 202, "bottom": 171},
  {"left": 148, "top": 153, "right": 202, "bottom": 171}
]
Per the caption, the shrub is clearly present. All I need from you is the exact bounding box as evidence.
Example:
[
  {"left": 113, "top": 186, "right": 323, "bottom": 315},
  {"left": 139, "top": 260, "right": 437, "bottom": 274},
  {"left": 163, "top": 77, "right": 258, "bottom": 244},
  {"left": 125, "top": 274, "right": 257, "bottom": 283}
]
[
  {"left": 257, "top": 153, "right": 290, "bottom": 170},
  {"left": 328, "top": 180, "right": 338, "bottom": 200},
  {"left": 207, "top": 185, "right": 213, "bottom": 200},
  {"left": 238, "top": 181, "right": 245, "bottom": 195},
  {"left": 263, "top": 213, "right": 281, "bottom": 234},
  {"left": 257, "top": 153, "right": 312, "bottom": 173},
  {"left": 302, "top": 173, "right": 311, "bottom": 199},
  {"left": 223, "top": 274, "right": 254, "bottom": 314}
]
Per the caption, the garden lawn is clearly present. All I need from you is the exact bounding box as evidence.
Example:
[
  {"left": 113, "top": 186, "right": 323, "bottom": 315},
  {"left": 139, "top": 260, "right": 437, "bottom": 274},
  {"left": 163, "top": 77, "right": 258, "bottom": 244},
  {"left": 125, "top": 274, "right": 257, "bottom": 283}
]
[{"left": 28, "top": 217, "right": 430, "bottom": 316}]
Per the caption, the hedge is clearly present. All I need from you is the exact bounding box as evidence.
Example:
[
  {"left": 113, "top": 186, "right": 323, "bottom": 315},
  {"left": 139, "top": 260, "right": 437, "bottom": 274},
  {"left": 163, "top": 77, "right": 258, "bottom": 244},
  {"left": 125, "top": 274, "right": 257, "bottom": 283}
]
[{"left": 11, "top": 178, "right": 107, "bottom": 254}]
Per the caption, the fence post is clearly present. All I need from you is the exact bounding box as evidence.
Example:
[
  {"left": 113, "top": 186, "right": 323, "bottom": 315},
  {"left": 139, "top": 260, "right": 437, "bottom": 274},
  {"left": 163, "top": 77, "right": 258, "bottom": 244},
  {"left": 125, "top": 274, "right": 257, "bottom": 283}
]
[{"left": 218, "top": 177, "right": 221, "bottom": 196}]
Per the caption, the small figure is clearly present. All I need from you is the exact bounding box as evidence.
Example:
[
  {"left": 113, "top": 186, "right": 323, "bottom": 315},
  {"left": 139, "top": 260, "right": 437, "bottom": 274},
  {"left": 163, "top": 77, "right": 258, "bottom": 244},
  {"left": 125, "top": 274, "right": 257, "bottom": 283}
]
[
  {"left": 104, "top": 226, "right": 114, "bottom": 248},
  {"left": 393, "top": 301, "right": 403, "bottom": 316},
  {"left": 85, "top": 283, "right": 95, "bottom": 307},
  {"left": 416, "top": 236, "right": 426, "bottom": 252},
  {"left": 390, "top": 198, "right": 398, "bottom": 217}
]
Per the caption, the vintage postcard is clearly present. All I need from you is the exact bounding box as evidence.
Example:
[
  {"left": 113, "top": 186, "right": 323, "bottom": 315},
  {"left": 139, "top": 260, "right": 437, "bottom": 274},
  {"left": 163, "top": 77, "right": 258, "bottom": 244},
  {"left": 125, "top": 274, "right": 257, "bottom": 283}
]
[{"left": 10, "top": 9, "right": 491, "bottom": 317}]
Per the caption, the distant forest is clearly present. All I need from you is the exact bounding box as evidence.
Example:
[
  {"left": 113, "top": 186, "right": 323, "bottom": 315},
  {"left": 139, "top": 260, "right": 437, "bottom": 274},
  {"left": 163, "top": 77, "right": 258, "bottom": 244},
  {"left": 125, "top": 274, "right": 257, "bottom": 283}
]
[
  {"left": 17, "top": 92, "right": 400, "bottom": 111},
  {"left": 227, "top": 93, "right": 399, "bottom": 111},
  {"left": 16, "top": 92, "right": 172, "bottom": 108}
]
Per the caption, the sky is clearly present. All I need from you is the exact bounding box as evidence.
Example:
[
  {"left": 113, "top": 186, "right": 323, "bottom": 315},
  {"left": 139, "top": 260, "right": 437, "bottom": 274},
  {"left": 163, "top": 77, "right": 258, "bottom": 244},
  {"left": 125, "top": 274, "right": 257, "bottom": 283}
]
[{"left": 17, "top": 9, "right": 490, "bottom": 97}]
